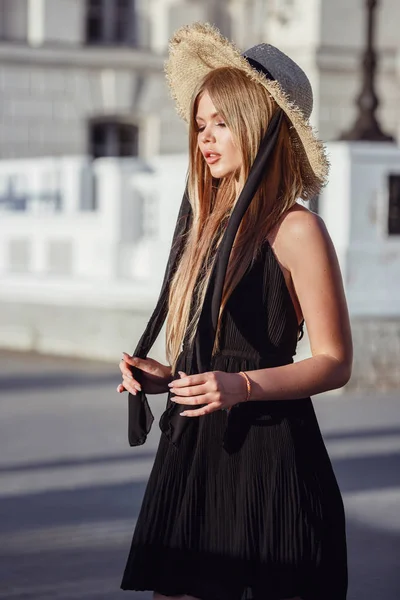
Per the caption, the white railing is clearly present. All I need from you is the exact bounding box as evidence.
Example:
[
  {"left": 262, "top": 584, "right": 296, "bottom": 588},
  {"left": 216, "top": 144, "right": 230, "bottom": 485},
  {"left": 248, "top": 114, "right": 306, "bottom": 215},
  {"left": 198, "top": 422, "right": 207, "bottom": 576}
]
[{"left": 0, "top": 154, "right": 187, "bottom": 286}]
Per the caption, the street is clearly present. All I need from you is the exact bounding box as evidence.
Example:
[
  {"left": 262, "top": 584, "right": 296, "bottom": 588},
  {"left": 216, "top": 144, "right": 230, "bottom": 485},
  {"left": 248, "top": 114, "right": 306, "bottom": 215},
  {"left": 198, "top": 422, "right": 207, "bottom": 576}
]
[{"left": 0, "top": 350, "right": 399, "bottom": 599}]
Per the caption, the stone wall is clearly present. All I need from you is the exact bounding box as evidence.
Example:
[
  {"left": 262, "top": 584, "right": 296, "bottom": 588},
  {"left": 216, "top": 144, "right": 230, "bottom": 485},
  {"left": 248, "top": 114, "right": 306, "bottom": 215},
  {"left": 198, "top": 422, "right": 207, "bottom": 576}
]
[
  {"left": 0, "top": 299, "right": 168, "bottom": 364},
  {"left": 0, "top": 299, "right": 398, "bottom": 391},
  {"left": 349, "top": 318, "right": 400, "bottom": 391},
  {"left": 296, "top": 320, "right": 400, "bottom": 392},
  {"left": 0, "top": 48, "right": 186, "bottom": 159},
  {"left": 0, "top": 0, "right": 191, "bottom": 159}
]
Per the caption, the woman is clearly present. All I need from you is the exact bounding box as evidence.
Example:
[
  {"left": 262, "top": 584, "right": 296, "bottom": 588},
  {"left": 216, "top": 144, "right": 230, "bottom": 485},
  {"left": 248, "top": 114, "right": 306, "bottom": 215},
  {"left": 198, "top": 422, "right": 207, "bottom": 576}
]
[{"left": 118, "top": 23, "right": 352, "bottom": 600}]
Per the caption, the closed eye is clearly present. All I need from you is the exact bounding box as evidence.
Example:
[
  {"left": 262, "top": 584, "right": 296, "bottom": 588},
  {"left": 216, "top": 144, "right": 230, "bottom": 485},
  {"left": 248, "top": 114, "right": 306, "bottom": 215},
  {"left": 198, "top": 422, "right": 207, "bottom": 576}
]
[{"left": 196, "top": 122, "right": 226, "bottom": 133}]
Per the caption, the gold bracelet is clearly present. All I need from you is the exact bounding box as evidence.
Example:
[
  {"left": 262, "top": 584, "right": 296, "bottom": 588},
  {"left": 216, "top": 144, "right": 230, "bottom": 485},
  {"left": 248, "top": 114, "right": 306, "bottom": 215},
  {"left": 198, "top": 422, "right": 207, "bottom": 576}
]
[{"left": 238, "top": 371, "right": 251, "bottom": 402}]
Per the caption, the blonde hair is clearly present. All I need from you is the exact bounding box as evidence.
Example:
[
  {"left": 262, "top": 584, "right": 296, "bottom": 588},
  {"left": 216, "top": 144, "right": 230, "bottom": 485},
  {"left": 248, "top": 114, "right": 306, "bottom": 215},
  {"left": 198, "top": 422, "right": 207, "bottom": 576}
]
[{"left": 166, "top": 67, "right": 304, "bottom": 372}]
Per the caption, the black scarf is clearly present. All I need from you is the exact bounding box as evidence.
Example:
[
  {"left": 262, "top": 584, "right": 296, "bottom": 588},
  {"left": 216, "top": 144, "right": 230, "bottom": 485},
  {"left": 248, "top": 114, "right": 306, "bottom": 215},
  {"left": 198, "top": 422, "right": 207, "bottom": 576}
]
[{"left": 127, "top": 109, "right": 283, "bottom": 446}]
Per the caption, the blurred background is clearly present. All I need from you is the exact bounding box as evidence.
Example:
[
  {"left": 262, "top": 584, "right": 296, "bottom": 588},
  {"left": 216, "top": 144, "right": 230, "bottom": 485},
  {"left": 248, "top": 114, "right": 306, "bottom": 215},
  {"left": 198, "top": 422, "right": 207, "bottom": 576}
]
[{"left": 0, "top": 1, "right": 399, "bottom": 599}]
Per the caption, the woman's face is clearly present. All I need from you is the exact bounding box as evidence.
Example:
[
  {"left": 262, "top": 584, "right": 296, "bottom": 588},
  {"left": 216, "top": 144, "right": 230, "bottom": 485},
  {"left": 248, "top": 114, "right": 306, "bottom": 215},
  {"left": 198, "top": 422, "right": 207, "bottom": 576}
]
[{"left": 196, "top": 91, "right": 243, "bottom": 179}]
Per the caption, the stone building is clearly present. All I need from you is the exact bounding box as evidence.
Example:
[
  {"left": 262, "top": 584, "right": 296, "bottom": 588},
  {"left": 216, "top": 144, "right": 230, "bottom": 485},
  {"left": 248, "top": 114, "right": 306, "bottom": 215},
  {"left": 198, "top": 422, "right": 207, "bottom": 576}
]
[
  {"left": 0, "top": 0, "right": 399, "bottom": 388},
  {"left": 0, "top": 0, "right": 399, "bottom": 161},
  {"left": 0, "top": 0, "right": 185, "bottom": 159}
]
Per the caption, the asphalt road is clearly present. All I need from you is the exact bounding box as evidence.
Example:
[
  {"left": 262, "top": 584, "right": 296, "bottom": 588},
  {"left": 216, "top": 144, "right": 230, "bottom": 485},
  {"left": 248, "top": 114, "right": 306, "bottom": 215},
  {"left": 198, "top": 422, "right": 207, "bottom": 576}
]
[{"left": 0, "top": 350, "right": 399, "bottom": 599}]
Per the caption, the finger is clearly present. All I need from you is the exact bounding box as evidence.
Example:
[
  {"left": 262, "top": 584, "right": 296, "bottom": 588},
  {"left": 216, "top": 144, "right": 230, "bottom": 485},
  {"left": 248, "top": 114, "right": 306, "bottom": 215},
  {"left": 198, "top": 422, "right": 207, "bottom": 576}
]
[
  {"left": 122, "top": 353, "right": 154, "bottom": 373},
  {"left": 170, "top": 383, "right": 208, "bottom": 397},
  {"left": 169, "top": 373, "right": 205, "bottom": 389},
  {"left": 119, "top": 362, "right": 142, "bottom": 390},
  {"left": 122, "top": 374, "right": 142, "bottom": 391},
  {"left": 116, "top": 383, "right": 126, "bottom": 393},
  {"left": 171, "top": 394, "right": 210, "bottom": 406},
  {"left": 180, "top": 403, "right": 219, "bottom": 417},
  {"left": 121, "top": 353, "right": 140, "bottom": 368},
  {"left": 122, "top": 375, "right": 141, "bottom": 395},
  {"left": 121, "top": 354, "right": 139, "bottom": 369},
  {"left": 122, "top": 376, "right": 136, "bottom": 395},
  {"left": 119, "top": 360, "right": 134, "bottom": 378},
  {"left": 121, "top": 365, "right": 139, "bottom": 384}
]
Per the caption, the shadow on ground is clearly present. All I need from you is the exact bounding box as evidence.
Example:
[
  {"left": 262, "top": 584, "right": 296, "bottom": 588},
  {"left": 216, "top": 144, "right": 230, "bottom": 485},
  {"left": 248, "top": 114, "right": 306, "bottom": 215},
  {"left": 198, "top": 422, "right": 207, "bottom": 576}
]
[
  {"left": 0, "top": 443, "right": 398, "bottom": 599},
  {"left": 0, "top": 479, "right": 150, "bottom": 599},
  {"left": 0, "top": 371, "right": 119, "bottom": 393}
]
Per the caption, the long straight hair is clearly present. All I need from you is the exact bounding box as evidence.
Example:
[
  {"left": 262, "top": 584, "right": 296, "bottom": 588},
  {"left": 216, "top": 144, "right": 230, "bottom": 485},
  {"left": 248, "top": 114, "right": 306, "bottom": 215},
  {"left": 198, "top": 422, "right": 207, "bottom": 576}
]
[{"left": 166, "top": 67, "right": 304, "bottom": 372}]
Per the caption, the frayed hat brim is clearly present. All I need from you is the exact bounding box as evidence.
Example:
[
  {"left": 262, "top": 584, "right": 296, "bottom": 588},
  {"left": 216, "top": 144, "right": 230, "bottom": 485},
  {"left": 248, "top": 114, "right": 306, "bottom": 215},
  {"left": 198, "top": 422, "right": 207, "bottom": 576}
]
[{"left": 165, "top": 22, "right": 329, "bottom": 200}]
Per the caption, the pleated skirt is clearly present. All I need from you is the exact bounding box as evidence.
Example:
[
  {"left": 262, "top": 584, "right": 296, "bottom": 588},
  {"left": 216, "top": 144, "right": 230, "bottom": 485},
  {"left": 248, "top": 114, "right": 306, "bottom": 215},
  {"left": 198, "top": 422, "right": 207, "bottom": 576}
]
[{"left": 121, "top": 353, "right": 348, "bottom": 600}]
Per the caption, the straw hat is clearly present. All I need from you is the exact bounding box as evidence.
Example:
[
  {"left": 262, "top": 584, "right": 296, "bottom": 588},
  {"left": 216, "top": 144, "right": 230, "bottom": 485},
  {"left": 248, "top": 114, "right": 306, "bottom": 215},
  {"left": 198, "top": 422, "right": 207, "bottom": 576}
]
[{"left": 165, "top": 22, "right": 329, "bottom": 200}]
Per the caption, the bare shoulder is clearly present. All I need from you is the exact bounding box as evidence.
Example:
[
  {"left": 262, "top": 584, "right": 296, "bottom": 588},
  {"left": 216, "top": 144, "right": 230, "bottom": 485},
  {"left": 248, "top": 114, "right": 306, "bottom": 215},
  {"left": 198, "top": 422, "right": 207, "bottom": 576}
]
[
  {"left": 274, "top": 204, "right": 328, "bottom": 243},
  {"left": 269, "top": 204, "right": 332, "bottom": 271}
]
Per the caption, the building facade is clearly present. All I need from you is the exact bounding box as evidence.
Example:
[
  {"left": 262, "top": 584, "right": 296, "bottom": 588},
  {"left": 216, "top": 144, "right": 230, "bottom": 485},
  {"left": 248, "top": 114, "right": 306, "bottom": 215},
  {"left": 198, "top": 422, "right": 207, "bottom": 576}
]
[
  {"left": 0, "top": 0, "right": 190, "bottom": 160},
  {"left": 263, "top": 0, "right": 400, "bottom": 142},
  {"left": 0, "top": 0, "right": 399, "bottom": 388},
  {"left": 0, "top": 0, "right": 399, "bottom": 161}
]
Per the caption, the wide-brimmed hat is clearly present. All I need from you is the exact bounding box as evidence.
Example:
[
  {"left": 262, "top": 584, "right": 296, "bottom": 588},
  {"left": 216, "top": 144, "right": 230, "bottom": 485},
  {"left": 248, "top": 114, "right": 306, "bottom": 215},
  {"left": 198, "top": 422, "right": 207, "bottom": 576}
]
[{"left": 165, "top": 22, "right": 329, "bottom": 200}]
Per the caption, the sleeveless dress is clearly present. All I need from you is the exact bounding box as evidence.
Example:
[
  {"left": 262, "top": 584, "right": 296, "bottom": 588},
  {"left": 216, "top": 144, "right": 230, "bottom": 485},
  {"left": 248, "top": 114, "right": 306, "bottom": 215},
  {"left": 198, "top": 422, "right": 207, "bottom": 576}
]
[{"left": 121, "top": 240, "right": 348, "bottom": 600}]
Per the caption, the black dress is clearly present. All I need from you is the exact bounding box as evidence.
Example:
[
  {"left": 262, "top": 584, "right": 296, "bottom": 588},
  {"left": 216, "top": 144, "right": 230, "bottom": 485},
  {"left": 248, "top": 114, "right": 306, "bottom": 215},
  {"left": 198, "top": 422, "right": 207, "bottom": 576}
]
[{"left": 121, "top": 240, "right": 348, "bottom": 600}]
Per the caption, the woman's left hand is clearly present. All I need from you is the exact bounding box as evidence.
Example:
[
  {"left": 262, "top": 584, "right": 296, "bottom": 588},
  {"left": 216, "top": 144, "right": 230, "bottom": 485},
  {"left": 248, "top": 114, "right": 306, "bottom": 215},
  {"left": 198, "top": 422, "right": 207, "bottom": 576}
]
[{"left": 168, "top": 370, "right": 248, "bottom": 416}]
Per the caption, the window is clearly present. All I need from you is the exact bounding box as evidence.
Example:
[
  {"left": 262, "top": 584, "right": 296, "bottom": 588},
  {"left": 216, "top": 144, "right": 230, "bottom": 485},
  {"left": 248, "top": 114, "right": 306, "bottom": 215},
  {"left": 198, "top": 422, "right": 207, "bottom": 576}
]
[
  {"left": 86, "top": 0, "right": 137, "bottom": 46},
  {"left": 0, "top": 0, "right": 29, "bottom": 43},
  {"left": 388, "top": 174, "right": 400, "bottom": 236},
  {"left": 89, "top": 120, "right": 139, "bottom": 158}
]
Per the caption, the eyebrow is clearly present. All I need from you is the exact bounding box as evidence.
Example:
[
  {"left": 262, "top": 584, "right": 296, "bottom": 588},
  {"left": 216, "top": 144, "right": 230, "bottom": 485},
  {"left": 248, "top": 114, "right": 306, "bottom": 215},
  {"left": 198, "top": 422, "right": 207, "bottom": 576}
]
[{"left": 195, "top": 111, "right": 222, "bottom": 122}]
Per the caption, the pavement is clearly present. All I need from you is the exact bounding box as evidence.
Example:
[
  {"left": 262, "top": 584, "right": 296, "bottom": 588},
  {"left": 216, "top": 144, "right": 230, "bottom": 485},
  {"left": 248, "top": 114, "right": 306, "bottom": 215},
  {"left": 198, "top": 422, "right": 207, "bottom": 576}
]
[{"left": 0, "top": 350, "right": 399, "bottom": 599}]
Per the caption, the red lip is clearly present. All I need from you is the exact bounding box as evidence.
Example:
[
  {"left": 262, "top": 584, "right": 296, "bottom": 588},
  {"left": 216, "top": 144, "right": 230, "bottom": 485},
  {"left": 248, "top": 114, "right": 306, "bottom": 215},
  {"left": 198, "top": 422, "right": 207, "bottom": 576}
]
[{"left": 204, "top": 151, "right": 221, "bottom": 165}]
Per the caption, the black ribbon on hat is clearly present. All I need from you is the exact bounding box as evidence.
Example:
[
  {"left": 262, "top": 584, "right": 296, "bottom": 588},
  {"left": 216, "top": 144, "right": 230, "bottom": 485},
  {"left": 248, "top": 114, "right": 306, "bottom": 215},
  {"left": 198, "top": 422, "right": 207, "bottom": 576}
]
[{"left": 127, "top": 109, "right": 283, "bottom": 447}]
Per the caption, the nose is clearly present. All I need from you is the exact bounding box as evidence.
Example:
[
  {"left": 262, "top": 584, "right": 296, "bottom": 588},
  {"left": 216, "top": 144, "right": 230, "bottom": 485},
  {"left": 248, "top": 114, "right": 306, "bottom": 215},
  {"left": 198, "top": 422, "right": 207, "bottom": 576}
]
[{"left": 200, "top": 124, "right": 215, "bottom": 144}]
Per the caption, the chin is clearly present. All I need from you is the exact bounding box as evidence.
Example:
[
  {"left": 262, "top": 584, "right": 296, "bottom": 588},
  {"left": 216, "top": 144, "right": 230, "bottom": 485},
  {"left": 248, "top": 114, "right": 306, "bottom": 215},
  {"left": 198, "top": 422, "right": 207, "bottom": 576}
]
[{"left": 209, "top": 166, "right": 234, "bottom": 179}]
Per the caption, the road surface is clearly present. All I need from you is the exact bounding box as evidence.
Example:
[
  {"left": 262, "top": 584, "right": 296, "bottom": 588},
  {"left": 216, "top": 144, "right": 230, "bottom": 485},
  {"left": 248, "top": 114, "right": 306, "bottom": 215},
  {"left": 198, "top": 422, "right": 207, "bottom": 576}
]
[{"left": 0, "top": 351, "right": 399, "bottom": 599}]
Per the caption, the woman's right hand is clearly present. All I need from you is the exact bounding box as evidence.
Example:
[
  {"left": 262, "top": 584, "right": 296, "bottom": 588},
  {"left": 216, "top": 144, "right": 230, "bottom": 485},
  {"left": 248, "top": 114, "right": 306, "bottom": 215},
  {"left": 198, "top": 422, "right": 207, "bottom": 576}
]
[{"left": 117, "top": 352, "right": 172, "bottom": 396}]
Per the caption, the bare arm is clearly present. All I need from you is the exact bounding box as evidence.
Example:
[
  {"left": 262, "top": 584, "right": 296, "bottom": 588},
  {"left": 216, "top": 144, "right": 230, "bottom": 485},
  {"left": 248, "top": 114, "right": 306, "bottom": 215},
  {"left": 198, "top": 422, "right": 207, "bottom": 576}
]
[{"left": 246, "top": 207, "right": 353, "bottom": 400}]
